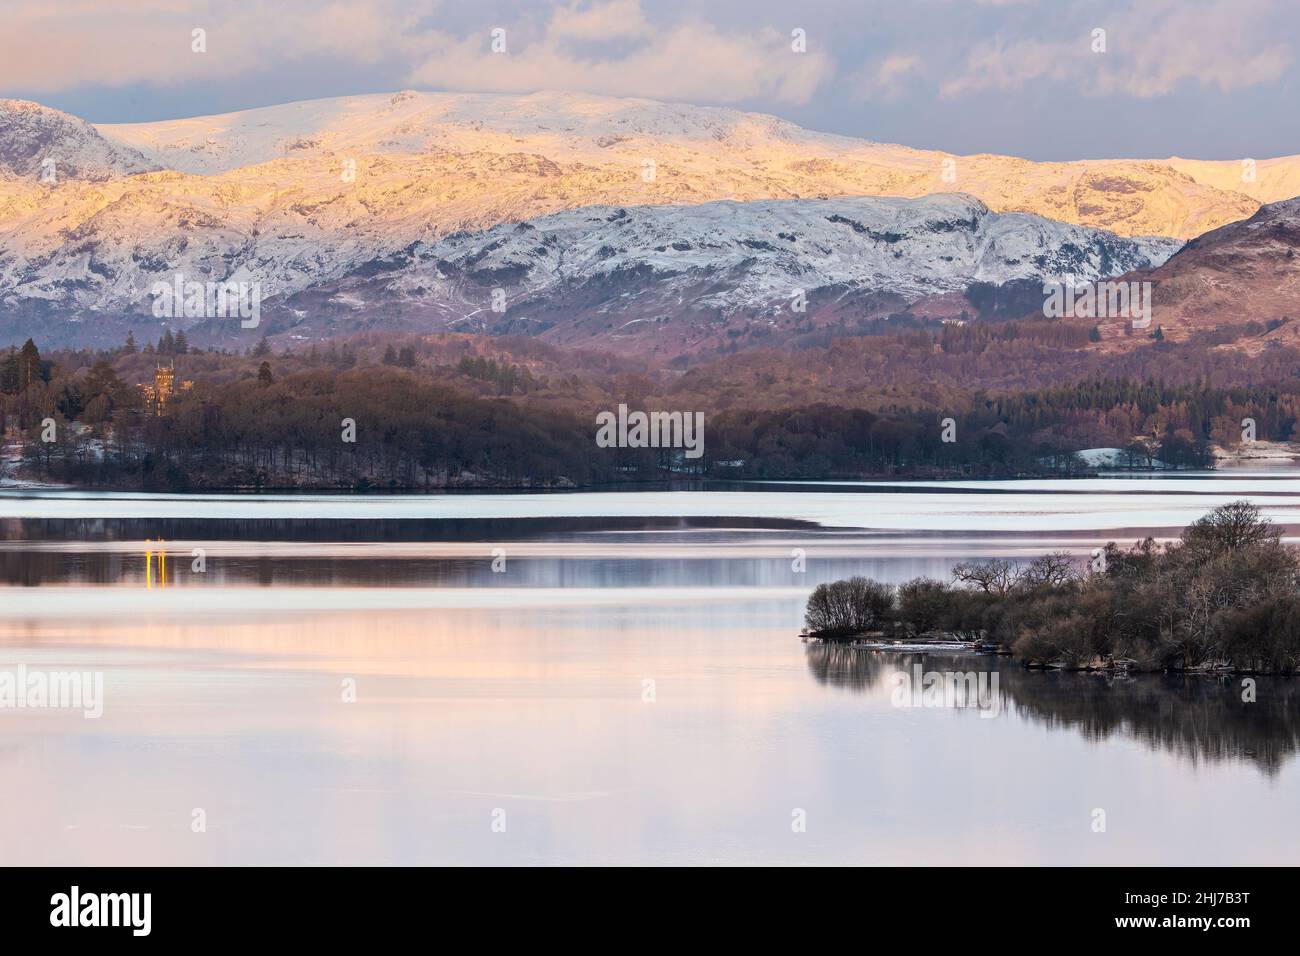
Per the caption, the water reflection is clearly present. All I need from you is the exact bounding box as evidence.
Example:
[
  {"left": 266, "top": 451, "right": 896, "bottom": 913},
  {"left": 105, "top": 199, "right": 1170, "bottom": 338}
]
[
  {"left": 0, "top": 530, "right": 1118, "bottom": 589},
  {"left": 3, "top": 484, "right": 1300, "bottom": 865},
  {"left": 807, "top": 646, "right": 1300, "bottom": 775}
]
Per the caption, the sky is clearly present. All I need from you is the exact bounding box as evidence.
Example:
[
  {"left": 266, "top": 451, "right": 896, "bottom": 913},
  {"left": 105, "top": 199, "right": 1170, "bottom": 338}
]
[{"left": 1, "top": 0, "right": 1297, "bottom": 162}]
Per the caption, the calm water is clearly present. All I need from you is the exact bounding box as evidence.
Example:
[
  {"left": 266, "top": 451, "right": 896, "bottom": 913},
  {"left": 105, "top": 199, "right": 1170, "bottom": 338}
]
[{"left": 2, "top": 476, "right": 1299, "bottom": 865}]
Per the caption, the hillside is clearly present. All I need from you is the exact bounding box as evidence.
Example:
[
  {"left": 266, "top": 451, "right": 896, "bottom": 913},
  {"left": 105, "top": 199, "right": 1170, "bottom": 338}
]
[{"left": 0, "top": 91, "right": 1296, "bottom": 355}]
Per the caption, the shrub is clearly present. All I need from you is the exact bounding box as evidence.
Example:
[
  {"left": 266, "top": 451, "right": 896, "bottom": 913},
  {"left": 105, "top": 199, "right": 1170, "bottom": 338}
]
[
  {"left": 804, "top": 577, "right": 895, "bottom": 638},
  {"left": 804, "top": 503, "right": 1300, "bottom": 672},
  {"left": 896, "top": 578, "right": 954, "bottom": 636}
]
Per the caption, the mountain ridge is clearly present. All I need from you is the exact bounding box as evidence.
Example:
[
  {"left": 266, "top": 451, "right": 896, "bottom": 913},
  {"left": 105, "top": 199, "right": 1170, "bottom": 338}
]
[
  {"left": 0, "top": 99, "right": 159, "bottom": 181},
  {"left": 277, "top": 193, "right": 1180, "bottom": 356},
  {"left": 0, "top": 186, "right": 1181, "bottom": 354},
  {"left": 1124, "top": 194, "right": 1300, "bottom": 352},
  {"left": 0, "top": 91, "right": 1295, "bottom": 356},
  {"left": 49, "top": 89, "right": 1300, "bottom": 239}
]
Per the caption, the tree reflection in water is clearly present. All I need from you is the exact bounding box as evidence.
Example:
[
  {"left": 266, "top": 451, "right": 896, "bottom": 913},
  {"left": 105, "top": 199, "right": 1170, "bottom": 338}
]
[{"left": 806, "top": 644, "right": 1300, "bottom": 775}]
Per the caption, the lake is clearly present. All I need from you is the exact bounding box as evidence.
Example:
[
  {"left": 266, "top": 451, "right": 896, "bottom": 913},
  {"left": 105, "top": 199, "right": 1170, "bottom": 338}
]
[{"left": 2, "top": 474, "right": 1299, "bottom": 865}]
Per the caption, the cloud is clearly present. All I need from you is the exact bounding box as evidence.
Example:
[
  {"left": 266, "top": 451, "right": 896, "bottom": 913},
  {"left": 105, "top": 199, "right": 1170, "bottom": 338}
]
[
  {"left": 854, "top": 54, "right": 922, "bottom": 101},
  {"left": 547, "top": 0, "right": 652, "bottom": 43},
  {"left": 940, "top": 37, "right": 1079, "bottom": 98},
  {"left": 0, "top": 0, "right": 422, "bottom": 93},
  {"left": 407, "top": 6, "right": 832, "bottom": 105},
  {"left": 0, "top": 0, "right": 830, "bottom": 109},
  {"left": 940, "top": 0, "right": 1292, "bottom": 99},
  {"left": 1092, "top": 0, "right": 1291, "bottom": 97}
]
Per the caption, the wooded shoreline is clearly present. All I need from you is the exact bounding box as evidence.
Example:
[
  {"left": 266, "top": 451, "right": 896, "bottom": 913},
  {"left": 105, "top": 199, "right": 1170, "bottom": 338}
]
[{"left": 802, "top": 502, "right": 1300, "bottom": 677}]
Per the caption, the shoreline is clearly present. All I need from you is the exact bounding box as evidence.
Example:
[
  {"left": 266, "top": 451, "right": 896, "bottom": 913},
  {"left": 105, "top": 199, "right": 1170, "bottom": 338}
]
[{"left": 803, "top": 634, "right": 1296, "bottom": 677}]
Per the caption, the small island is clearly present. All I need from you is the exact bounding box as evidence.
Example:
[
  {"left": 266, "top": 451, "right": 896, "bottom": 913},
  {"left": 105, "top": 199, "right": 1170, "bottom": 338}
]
[{"left": 802, "top": 501, "right": 1300, "bottom": 675}]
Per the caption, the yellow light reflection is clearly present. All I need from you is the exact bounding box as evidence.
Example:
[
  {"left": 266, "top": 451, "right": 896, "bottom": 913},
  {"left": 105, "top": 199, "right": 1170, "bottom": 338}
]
[{"left": 145, "top": 538, "right": 166, "bottom": 588}]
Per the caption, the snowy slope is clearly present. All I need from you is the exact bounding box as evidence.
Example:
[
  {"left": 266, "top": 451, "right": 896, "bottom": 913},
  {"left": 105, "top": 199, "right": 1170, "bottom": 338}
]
[
  {"left": 0, "top": 90, "right": 1276, "bottom": 353},
  {"left": 95, "top": 90, "right": 826, "bottom": 174},
  {"left": 256, "top": 193, "right": 1182, "bottom": 359},
  {"left": 0, "top": 183, "right": 1180, "bottom": 353},
  {"left": 363, "top": 194, "right": 1181, "bottom": 321},
  {"left": 90, "top": 90, "right": 1282, "bottom": 240},
  {"left": 0, "top": 100, "right": 158, "bottom": 181}
]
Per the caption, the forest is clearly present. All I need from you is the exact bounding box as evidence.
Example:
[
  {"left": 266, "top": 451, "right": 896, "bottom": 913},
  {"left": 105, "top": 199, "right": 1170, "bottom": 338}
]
[{"left": 2, "top": 321, "right": 1297, "bottom": 489}]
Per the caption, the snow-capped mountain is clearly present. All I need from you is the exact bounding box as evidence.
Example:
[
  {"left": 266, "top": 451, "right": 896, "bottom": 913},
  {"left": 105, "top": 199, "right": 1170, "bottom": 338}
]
[
  {"left": 0, "top": 91, "right": 1286, "bottom": 353},
  {"left": 86, "top": 91, "right": 1294, "bottom": 243},
  {"left": 90, "top": 91, "right": 1294, "bottom": 241},
  {"left": 0, "top": 182, "right": 1178, "bottom": 354},
  {"left": 246, "top": 193, "right": 1177, "bottom": 357},
  {"left": 0, "top": 100, "right": 158, "bottom": 181},
  {"left": 307, "top": 193, "right": 1179, "bottom": 330}
]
